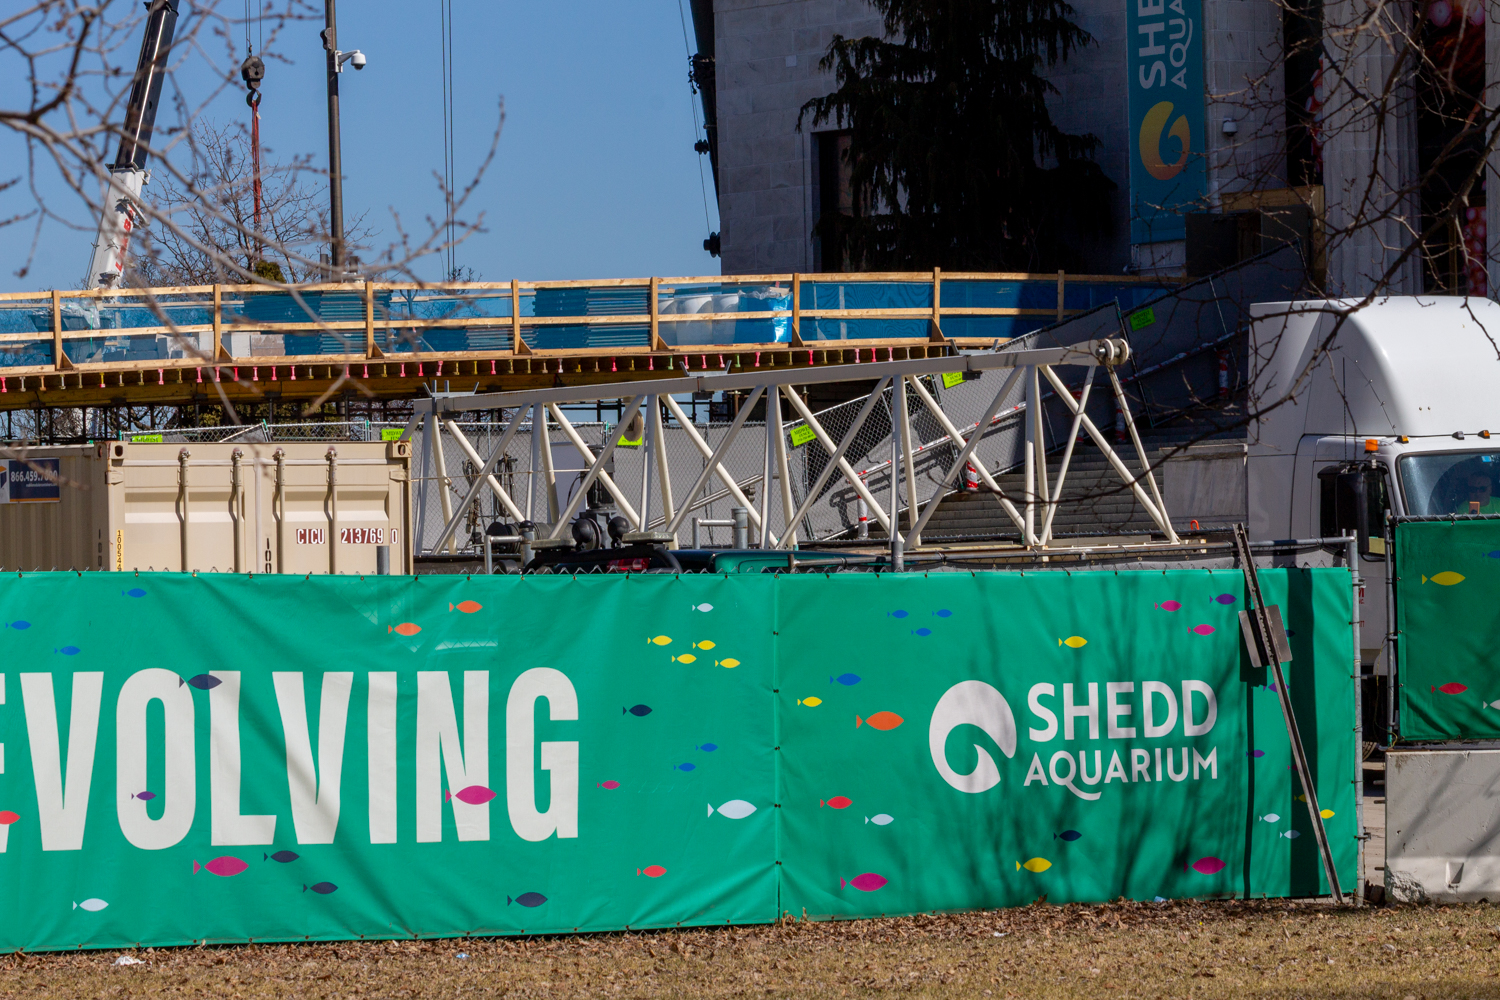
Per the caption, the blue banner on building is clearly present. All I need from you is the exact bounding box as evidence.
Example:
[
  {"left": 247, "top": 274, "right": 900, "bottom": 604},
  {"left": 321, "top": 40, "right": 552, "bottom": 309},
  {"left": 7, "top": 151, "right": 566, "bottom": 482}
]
[{"left": 1126, "top": 0, "right": 1207, "bottom": 244}]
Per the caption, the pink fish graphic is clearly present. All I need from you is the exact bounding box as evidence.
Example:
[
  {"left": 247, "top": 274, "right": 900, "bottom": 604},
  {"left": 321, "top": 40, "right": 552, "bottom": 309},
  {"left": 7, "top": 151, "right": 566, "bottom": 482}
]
[
  {"left": 840, "top": 873, "right": 888, "bottom": 892},
  {"left": 1157, "top": 600, "right": 1182, "bottom": 612},
  {"left": 1186, "top": 856, "right": 1226, "bottom": 875},
  {"left": 1191, "top": 624, "right": 1216, "bottom": 636},
  {"left": 597, "top": 780, "right": 621, "bottom": 790},
  {"left": 194, "top": 856, "right": 248, "bottom": 877},
  {"left": 445, "top": 785, "right": 496, "bottom": 805}
]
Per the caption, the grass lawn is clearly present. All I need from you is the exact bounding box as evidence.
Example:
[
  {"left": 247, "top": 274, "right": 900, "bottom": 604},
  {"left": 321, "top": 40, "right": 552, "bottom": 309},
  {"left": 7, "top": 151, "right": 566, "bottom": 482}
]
[{"left": 6, "top": 899, "right": 1500, "bottom": 998}]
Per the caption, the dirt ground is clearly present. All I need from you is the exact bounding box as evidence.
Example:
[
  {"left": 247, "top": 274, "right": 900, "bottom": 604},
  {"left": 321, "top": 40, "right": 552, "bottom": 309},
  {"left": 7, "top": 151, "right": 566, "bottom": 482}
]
[{"left": 6, "top": 899, "right": 1500, "bottom": 999}]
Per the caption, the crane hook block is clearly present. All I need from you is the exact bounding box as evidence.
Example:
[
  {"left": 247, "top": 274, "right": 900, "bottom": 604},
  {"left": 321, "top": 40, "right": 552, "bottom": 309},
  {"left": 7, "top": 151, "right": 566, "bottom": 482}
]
[{"left": 240, "top": 54, "right": 265, "bottom": 88}]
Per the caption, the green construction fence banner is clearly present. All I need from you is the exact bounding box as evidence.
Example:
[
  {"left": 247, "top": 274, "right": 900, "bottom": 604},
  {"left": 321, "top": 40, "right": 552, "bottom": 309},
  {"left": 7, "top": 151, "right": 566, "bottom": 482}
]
[
  {"left": 1396, "top": 519, "right": 1500, "bottom": 740},
  {"left": 0, "top": 568, "right": 1356, "bottom": 951}
]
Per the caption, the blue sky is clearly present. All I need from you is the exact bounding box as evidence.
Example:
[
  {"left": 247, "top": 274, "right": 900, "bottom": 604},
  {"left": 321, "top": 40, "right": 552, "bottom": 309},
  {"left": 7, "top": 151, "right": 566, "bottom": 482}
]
[{"left": 0, "top": 1, "right": 721, "bottom": 292}]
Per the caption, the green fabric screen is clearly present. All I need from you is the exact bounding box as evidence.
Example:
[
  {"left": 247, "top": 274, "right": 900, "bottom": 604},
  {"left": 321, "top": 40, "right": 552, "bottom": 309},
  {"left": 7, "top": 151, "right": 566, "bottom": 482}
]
[
  {"left": 1396, "top": 519, "right": 1500, "bottom": 739},
  {"left": 0, "top": 567, "right": 1355, "bottom": 951},
  {"left": 776, "top": 568, "right": 1356, "bottom": 915}
]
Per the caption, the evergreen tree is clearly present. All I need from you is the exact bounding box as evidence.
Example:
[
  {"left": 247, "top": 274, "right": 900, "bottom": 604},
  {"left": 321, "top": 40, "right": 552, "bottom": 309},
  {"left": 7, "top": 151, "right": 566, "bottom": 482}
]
[{"left": 800, "top": 0, "right": 1115, "bottom": 272}]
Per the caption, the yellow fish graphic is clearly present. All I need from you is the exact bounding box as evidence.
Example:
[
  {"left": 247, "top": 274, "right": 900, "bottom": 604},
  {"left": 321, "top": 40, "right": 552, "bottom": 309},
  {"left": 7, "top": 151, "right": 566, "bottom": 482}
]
[
  {"left": 648, "top": 635, "right": 673, "bottom": 646},
  {"left": 798, "top": 696, "right": 822, "bottom": 707},
  {"left": 693, "top": 640, "right": 716, "bottom": 650},
  {"left": 672, "top": 654, "right": 697, "bottom": 664},
  {"left": 717, "top": 658, "right": 741, "bottom": 669},
  {"left": 1296, "top": 794, "right": 1306, "bottom": 802},
  {"left": 1423, "top": 572, "right": 1465, "bottom": 586},
  {"left": 1320, "top": 808, "right": 1335, "bottom": 819},
  {"left": 1017, "top": 858, "right": 1052, "bottom": 873},
  {"left": 1059, "top": 636, "right": 1087, "bottom": 649}
]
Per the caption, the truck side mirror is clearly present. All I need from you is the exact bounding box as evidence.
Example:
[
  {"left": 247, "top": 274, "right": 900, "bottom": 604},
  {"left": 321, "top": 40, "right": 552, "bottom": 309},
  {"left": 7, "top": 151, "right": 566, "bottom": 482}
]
[{"left": 1319, "top": 461, "right": 1387, "bottom": 557}]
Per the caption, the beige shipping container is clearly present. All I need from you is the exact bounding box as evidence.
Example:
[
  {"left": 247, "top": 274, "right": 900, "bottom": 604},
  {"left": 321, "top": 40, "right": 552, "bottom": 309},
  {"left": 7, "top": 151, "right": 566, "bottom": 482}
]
[{"left": 0, "top": 440, "right": 412, "bottom": 574}]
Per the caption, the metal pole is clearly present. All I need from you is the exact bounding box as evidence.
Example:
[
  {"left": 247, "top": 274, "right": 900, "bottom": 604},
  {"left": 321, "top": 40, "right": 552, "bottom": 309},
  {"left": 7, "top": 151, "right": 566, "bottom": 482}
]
[
  {"left": 416, "top": 412, "right": 433, "bottom": 553},
  {"left": 430, "top": 416, "right": 455, "bottom": 553},
  {"left": 889, "top": 381, "right": 903, "bottom": 571},
  {"left": 326, "top": 446, "right": 338, "bottom": 574},
  {"left": 731, "top": 507, "right": 749, "bottom": 549},
  {"left": 321, "top": 0, "right": 345, "bottom": 270},
  {"left": 483, "top": 529, "right": 493, "bottom": 575},
  {"left": 896, "top": 376, "right": 917, "bottom": 546},
  {"left": 651, "top": 396, "right": 677, "bottom": 548},
  {"left": 538, "top": 405, "right": 559, "bottom": 525},
  {"left": 230, "top": 448, "right": 243, "bottom": 573},
  {"left": 640, "top": 395, "right": 656, "bottom": 529},
  {"left": 1032, "top": 366, "right": 1051, "bottom": 538},
  {"left": 758, "top": 402, "right": 773, "bottom": 548},
  {"left": 177, "top": 447, "right": 190, "bottom": 572},
  {"left": 273, "top": 447, "right": 285, "bottom": 573},
  {"left": 1385, "top": 514, "right": 1397, "bottom": 740},
  {"left": 1349, "top": 533, "right": 1365, "bottom": 907},
  {"left": 1233, "top": 523, "right": 1345, "bottom": 904},
  {"left": 1024, "top": 366, "right": 1037, "bottom": 545}
]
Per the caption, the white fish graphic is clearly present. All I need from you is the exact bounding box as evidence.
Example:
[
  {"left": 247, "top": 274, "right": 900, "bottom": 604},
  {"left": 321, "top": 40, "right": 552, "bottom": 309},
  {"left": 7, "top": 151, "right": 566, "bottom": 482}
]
[
  {"left": 73, "top": 898, "right": 108, "bottom": 912},
  {"left": 1259, "top": 813, "right": 1281, "bottom": 823},
  {"left": 865, "top": 814, "right": 895, "bottom": 826},
  {"left": 708, "top": 800, "right": 757, "bottom": 820},
  {"left": 692, "top": 603, "right": 714, "bottom": 612},
  {"left": 1280, "top": 829, "right": 1301, "bottom": 840}
]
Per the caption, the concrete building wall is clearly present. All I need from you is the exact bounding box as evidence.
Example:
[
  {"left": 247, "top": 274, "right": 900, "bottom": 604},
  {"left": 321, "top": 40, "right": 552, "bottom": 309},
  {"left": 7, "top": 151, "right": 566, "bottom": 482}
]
[
  {"left": 713, "top": 0, "right": 885, "bottom": 275},
  {"left": 710, "top": 0, "right": 1292, "bottom": 278}
]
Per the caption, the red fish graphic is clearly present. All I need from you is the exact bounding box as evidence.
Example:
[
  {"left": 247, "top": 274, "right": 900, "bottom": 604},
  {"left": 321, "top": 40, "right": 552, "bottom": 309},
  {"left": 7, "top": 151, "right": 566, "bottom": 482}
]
[
  {"left": 637, "top": 865, "right": 667, "bottom": 878},
  {"left": 445, "top": 785, "right": 496, "bottom": 805},
  {"left": 1434, "top": 682, "right": 1469, "bottom": 695},
  {"left": 194, "top": 856, "right": 248, "bottom": 877},
  {"left": 857, "top": 711, "right": 904, "bottom": 731},
  {"left": 450, "top": 601, "right": 482, "bottom": 614},
  {"left": 820, "top": 796, "right": 853, "bottom": 809},
  {"left": 841, "top": 873, "right": 888, "bottom": 892},
  {"left": 389, "top": 623, "right": 421, "bottom": 637}
]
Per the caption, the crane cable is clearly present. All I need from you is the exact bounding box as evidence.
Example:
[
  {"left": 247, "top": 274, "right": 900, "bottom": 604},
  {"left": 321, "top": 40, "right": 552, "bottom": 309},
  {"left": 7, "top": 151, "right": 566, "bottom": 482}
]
[
  {"left": 440, "top": 0, "right": 457, "bottom": 279},
  {"left": 676, "top": 0, "right": 713, "bottom": 239},
  {"left": 240, "top": 0, "right": 266, "bottom": 264}
]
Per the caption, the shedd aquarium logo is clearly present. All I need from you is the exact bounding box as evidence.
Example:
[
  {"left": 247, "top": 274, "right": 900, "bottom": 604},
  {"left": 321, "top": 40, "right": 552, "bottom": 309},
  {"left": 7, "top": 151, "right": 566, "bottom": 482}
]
[{"left": 929, "top": 679, "right": 1220, "bottom": 801}]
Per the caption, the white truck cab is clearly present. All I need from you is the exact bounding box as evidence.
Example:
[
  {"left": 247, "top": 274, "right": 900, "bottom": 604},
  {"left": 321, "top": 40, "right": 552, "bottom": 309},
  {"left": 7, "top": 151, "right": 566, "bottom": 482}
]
[{"left": 1248, "top": 297, "right": 1500, "bottom": 671}]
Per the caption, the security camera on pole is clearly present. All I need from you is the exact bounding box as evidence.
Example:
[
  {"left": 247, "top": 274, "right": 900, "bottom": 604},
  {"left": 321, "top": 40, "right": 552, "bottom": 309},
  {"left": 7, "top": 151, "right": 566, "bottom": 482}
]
[{"left": 319, "top": 0, "right": 367, "bottom": 279}]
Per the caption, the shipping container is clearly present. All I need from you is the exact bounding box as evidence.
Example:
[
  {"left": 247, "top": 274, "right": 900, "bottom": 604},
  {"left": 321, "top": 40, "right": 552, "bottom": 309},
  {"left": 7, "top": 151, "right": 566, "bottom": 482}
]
[{"left": 0, "top": 440, "right": 412, "bottom": 574}]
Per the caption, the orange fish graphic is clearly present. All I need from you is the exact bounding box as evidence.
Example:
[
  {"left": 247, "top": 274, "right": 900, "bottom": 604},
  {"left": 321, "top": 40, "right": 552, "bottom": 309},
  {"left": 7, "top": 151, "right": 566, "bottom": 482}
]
[
  {"left": 450, "top": 601, "right": 482, "bottom": 614},
  {"left": 389, "top": 623, "right": 421, "bottom": 637},
  {"left": 857, "top": 711, "right": 904, "bottom": 731}
]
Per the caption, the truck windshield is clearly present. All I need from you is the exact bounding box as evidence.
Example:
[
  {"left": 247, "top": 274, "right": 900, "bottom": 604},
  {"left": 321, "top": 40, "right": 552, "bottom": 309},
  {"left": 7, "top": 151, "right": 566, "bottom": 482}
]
[{"left": 1398, "top": 450, "right": 1500, "bottom": 515}]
